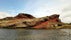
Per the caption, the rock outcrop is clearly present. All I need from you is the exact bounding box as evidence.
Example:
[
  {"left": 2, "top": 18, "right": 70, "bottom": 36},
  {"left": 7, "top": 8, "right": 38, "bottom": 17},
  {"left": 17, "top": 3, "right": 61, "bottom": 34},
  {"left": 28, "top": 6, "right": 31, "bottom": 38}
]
[
  {"left": 15, "top": 13, "right": 35, "bottom": 19},
  {"left": 33, "top": 14, "right": 62, "bottom": 29},
  {"left": 0, "top": 13, "right": 35, "bottom": 20},
  {"left": 0, "top": 13, "right": 70, "bottom": 29}
]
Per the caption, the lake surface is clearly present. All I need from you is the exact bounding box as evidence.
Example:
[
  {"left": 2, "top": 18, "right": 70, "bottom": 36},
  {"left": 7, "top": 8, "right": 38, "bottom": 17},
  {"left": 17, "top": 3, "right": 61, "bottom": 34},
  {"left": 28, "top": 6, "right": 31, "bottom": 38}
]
[{"left": 0, "top": 29, "right": 71, "bottom": 40}]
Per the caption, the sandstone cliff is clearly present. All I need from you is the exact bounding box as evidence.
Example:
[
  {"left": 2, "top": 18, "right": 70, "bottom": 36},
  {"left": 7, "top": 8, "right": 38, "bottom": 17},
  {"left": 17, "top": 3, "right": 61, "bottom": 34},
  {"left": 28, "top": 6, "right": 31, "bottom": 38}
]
[{"left": 0, "top": 13, "right": 71, "bottom": 29}]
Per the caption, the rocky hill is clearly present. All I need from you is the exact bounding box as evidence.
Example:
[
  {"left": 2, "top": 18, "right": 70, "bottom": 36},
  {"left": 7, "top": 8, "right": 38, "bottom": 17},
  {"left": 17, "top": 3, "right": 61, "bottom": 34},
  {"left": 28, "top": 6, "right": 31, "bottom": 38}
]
[
  {"left": 15, "top": 13, "right": 35, "bottom": 19},
  {"left": 0, "top": 13, "right": 71, "bottom": 29},
  {"left": 0, "top": 13, "right": 35, "bottom": 20}
]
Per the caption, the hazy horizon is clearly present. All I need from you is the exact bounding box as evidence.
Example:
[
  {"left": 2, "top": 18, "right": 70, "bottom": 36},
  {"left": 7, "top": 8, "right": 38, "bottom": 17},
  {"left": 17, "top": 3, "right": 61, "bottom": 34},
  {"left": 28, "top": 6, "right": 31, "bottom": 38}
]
[{"left": 0, "top": 0, "right": 71, "bottom": 23}]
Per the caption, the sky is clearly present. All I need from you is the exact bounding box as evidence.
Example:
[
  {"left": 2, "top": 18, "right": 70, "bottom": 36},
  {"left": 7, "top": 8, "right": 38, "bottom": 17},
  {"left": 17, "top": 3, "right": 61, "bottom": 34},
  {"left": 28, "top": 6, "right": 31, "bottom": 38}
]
[{"left": 0, "top": 0, "right": 71, "bottom": 23}]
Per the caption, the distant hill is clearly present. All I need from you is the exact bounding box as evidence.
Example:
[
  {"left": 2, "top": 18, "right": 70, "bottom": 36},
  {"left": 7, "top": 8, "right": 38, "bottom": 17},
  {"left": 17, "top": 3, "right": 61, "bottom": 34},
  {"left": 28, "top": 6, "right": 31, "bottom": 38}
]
[
  {"left": 15, "top": 13, "right": 35, "bottom": 19},
  {"left": 0, "top": 13, "right": 35, "bottom": 20},
  {"left": 0, "top": 13, "right": 71, "bottom": 29}
]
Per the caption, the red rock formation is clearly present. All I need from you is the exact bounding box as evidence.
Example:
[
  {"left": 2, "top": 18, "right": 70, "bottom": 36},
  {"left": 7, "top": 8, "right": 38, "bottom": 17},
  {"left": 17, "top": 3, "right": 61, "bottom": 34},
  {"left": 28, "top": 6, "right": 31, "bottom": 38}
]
[
  {"left": 33, "top": 14, "right": 61, "bottom": 29},
  {"left": 0, "top": 13, "right": 62, "bottom": 29},
  {"left": 15, "top": 13, "right": 35, "bottom": 19}
]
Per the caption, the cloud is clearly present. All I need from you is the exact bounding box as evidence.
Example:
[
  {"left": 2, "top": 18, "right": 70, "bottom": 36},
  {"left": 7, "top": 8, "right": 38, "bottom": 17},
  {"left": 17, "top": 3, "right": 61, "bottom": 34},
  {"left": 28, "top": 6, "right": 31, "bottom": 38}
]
[
  {"left": 0, "top": 12, "right": 11, "bottom": 19},
  {"left": 59, "top": 0, "right": 71, "bottom": 23},
  {"left": 61, "top": 17, "right": 71, "bottom": 23},
  {"left": 23, "top": 0, "right": 71, "bottom": 23},
  {"left": 24, "top": 0, "right": 61, "bottom": 17}
]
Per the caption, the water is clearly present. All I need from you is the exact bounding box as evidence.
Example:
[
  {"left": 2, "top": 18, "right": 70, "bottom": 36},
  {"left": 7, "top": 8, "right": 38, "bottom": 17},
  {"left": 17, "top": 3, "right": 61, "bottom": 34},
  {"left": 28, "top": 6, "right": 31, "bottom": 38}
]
[{"left": 0, "top": 29, "right": 71, "bottom": 40}]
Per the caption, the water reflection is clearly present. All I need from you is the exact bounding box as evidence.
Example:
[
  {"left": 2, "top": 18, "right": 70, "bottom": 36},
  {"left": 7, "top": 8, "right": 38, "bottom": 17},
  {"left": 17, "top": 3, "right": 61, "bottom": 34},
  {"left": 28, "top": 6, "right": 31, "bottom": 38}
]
[{"left": 0, "top": 29, "right": 70, "bottom": 40}]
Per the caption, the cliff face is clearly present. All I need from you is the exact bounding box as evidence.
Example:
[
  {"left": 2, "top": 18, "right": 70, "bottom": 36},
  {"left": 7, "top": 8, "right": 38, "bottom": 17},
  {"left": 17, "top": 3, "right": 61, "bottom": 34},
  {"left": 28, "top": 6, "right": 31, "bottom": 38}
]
[
  {"left": 0, "top": 13, "right": 67, "bottom": 29},
  {"left": 33, "top": 14, "right": 61, "bottom": 29}
]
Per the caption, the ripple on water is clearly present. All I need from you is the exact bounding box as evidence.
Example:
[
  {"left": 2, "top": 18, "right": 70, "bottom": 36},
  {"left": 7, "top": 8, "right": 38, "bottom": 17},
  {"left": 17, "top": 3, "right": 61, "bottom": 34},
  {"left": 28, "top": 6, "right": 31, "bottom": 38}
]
[{"left": 0, "top": 29, "right": 70, "bottom": 40}]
